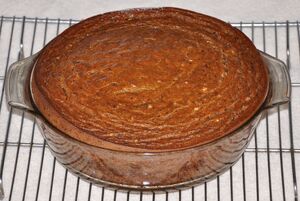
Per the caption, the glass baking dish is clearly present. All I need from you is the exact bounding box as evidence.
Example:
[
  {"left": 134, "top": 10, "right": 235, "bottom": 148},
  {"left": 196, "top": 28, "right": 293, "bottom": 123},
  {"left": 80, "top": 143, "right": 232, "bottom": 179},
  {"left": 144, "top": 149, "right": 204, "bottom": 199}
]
[
  {"left": 4, "top": 7, "right": 290, "bottom": 190},
  {"left": 4, "top": 50, "right": 290, "bottom": 191}
]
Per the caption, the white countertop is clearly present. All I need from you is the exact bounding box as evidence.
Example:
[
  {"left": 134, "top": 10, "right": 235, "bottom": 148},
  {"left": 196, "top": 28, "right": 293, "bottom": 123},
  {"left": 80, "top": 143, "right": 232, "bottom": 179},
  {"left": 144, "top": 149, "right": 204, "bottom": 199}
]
[
  {"left": 1, "top": 0, "right": 300, "bottom": 22},
  {"left": 0, "top": 1, "right": 299, "bottom": 201}
]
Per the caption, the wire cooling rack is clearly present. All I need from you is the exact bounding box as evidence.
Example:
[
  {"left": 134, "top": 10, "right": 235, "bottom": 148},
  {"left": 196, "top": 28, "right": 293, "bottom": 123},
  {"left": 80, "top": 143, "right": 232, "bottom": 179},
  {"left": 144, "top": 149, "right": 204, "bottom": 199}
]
[{"left": 0, "top": 16, "right": 299, "bottom": 201}]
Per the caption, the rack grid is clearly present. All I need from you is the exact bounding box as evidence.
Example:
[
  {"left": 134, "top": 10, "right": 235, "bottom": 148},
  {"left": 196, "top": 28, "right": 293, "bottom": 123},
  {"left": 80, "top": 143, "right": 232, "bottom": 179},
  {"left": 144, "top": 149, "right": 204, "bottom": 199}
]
[{"left": 0, "top": 16, "right": 299, "bottom": 201}]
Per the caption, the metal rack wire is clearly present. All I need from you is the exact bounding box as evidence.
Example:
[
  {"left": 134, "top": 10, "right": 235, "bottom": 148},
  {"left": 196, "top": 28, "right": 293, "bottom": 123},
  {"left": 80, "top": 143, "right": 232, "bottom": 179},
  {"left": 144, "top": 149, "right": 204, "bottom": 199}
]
[{"left": 0, "top": 16, "right": 299, "bottom": 201}]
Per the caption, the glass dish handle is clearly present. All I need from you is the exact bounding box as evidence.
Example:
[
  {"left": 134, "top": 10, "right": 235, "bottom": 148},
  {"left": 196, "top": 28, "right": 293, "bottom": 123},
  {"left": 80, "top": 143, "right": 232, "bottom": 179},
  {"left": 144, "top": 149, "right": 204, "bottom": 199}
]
[
  {"left": 260, "top": 51, "right": 291, "bottom": 109},
  {"left": 5, "top": 53, "right": 39, "bottom": 112}
]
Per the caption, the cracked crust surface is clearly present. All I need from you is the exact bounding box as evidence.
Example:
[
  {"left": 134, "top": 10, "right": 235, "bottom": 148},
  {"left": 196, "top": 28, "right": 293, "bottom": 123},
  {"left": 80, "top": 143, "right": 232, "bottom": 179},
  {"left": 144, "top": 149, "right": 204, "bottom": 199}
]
[{"left": 31, "top": 7, "right": 269, "bottom": 152}]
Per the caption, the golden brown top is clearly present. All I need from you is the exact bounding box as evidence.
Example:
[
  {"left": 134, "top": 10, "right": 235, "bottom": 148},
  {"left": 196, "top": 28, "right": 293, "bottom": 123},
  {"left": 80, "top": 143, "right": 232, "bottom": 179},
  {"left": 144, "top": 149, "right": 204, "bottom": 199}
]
[{"left": 32, "top": 7, "right": 269, "bottom": 151}]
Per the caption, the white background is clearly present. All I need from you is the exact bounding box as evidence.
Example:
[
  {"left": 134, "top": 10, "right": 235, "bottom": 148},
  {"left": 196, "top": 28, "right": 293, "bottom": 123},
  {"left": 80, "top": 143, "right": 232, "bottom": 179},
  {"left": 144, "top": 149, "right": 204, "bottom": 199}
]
[
  {"left": 0, "top": 0, "right": 300, "bottom": 22},
  {"left": 0, "top": 1, "right": 300, "bottom": 201}
]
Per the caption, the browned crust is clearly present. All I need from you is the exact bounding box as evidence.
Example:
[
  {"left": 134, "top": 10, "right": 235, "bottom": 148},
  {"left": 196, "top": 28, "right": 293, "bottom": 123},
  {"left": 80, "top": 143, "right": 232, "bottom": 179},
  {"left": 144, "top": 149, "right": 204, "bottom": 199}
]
[
  {"left": 31, "top": 75, "right": 150, "bottom": 152},
  {"left": 31, "top": 7, "right": 269, "bottom": 152}
]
